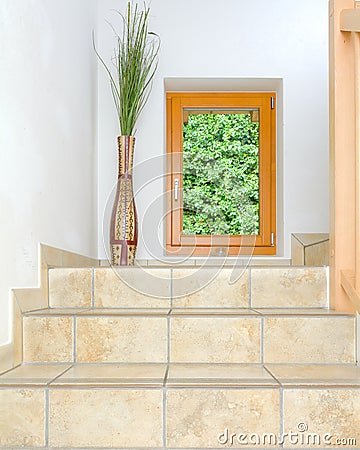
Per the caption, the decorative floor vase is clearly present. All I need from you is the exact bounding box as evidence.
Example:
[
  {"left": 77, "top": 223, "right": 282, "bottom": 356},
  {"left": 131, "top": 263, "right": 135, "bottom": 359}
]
[{"left": 110, "top": 135, "right": 137, "bottom": 265}]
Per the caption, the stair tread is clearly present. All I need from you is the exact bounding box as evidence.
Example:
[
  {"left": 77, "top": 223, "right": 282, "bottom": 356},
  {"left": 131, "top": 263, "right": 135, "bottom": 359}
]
[
  {"left": 24, "top": 307, "right": 354, "bottom": 317},
  {"left": 25, "top": 307, "right": 171, "bottom": 316},
  {"left": 266, "top": 364, "right": 360, "bottom": 386},
  {"left": 252, "top": 307, "right": 354, "bottom": 316},
  {"left": 2, "top": 363, "right": 360, "bottom": 388}
]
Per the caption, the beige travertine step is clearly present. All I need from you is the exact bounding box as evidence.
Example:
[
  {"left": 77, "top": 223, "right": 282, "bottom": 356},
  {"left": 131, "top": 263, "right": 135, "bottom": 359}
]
[
  {"left": 0, "top": 363, "right": 360, "bottom": 449},
  {"left": 48, "top": 266, "right": 328, "bottom": 309},
  {"left": 3, "top": 264, "right": 356, "bottom": 449},
  {"left": 22, "top": 307, "right": 355, "bottom": 365}
]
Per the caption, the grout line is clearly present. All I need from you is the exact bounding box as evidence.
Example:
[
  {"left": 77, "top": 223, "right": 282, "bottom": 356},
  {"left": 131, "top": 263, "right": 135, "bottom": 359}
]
[
  {"left": 47, "top": 364, "right": 75, "bottom": 386},
  {"left": 45, "top": 387, "right": 49, "bottom": 447},
  {"left": 163, "top": 364, "right": 170, "bottom": 386},
  {"left": 0, "top": 363, "right": 22, "bottom": 377},
  {"left": 263, "top": 364, "right": 280, "bottom": 385}
]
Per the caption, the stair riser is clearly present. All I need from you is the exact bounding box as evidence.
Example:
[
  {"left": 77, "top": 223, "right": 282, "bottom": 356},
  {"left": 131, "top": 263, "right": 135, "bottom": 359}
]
[
  {"left": 1, "top": 387, "right": 359, "bottom": 448},
  {"left": 49, "top": 267, "right": 328, "bottom": 309},
  {"left": 23, "top": 315, "right": 356, "bottom": 364}
]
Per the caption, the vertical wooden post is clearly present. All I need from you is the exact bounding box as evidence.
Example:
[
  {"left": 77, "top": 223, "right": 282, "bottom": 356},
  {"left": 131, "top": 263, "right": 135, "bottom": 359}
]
[
  {"left": 329, "top": 0, "right": 357, "bottom": 311},
  {"left": 355, "top": 31, "right": 360, "bottom": 292}
]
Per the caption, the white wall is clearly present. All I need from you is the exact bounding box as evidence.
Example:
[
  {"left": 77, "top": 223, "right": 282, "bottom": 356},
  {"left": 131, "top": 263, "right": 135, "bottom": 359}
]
[
  {"left": 0, "top": 0, "right": 98, "bottom": 343},
  {"left": 97, "top": 0, "right": 329, "bottom": 261}
]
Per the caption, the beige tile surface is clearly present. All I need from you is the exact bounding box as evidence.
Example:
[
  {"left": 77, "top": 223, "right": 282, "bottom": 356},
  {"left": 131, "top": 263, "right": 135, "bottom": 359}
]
[
  {"left": 305, "top": 241, "right": 330, "bottom": 266},
  {"left": 49, "top": 268, "right": 92, "bottom": 308},
  {"left": 167, "top": 363, "right": 278, "bottom": 386},
  {"left": 291, "top": 236, "right": 305, "bottom": 265},
  {"left": 49, "top": 389, "right": 163, "bottom": 447},
  {"left": 12, "top": 292, "right": 22, "bottom": 366},
  {"left": 292, "top": 233, "right": 329, "bottom": 247},
  {"left": 146, "top": 258, "right": 196, "bottom": 267},
  {"left": 0, "top": 343, "right": 14, "bottom": 374},
  {"left": 25, "top": 307, "right": 90, "bottom": 316},
  {"left": 172, "top": 268, "right": 249, "bottom": 308},
  {"left": 251, "top": 268, "right": 327, "bottom": 308},
  {"left": 170, "top": 308, "right": 258, "bottom": 316},
  {"left": 170, "top": 317, "right": 261, "bottom": 363},
  {"left": 42, "top": 243, "right": 99, "bottom": 268},
  {"left": 283, "top": 389, "right": 360, "bottom": 448},
  {"left": 23, "top": 317, "right": 74, "bottom": 362},
  {"left": 76, "top": 317, "right": 167, "bottom": 362},
  {"left": 266, "top": 364, "right": 360, "bottom": 386},
  {"left": 51, "top": 363, "right": 167, "bottom": 387},
  {"left": 77, "top": 307, "right": 170, "bottom": 316},
  {"left": 0, "top": 364, "right": 71, "bottom": 386},
  {"left": 264, "top": 317, "right": 355, "bottom": 364},
  {"left": 0, "top": 389, "right": 45, "bottom": 446},
  {"left": 166, "top": 389, "right": 280, "bottom": 448},
  {"left": 13, "top": 287, "right": 47, "bottom": 313},
  {"left": 94, "top": 268, "right": 171, "bottom": 308},
  {"left": 253, "top": 308, "right": 352, "bottom": 316}
]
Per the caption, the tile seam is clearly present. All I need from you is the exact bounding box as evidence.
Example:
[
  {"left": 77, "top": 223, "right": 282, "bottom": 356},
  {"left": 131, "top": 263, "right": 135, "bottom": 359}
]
[
  {"left": 0, "top": 363, "right": 22, "bottom": 377},
  {"left": 47, "top": 364, "right": 75, "bottom": 386}
]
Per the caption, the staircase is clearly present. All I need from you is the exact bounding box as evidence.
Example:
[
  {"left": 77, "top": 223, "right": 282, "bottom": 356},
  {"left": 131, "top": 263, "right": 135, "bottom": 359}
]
[{"left": 0, "top": 265, "right": 359, "bottom": 449}]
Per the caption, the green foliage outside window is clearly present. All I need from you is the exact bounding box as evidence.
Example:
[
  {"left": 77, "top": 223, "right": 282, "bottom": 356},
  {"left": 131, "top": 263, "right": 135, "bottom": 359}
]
[{"left": 182, "top": 113, "right": 260, "bottom": 235}]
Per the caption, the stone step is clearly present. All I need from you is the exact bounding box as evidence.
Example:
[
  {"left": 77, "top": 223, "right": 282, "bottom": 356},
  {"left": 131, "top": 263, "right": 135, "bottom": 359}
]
[
  {"left": 0, "top": 363, "right": 359, "bottom": 448},
  {"left": 22, "top": 308, "right": 355, "bottom": 365},
  {"left": 49, "top": 266, "right": 328, "bottom": 309}
]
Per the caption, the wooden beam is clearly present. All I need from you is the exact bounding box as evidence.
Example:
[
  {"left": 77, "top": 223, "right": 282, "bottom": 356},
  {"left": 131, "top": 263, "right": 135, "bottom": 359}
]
[
  {"left": 341, "top": 8, "right": 360, "bottom": 31},
  {"left": 329, "top": 0, "right": 357, "bottom": 312},
  {"left": 341, "top": 270, "right": 360, "bottom": 311},
  {"left": 355, "top": 33, "right": 360, "bottom": 291}
]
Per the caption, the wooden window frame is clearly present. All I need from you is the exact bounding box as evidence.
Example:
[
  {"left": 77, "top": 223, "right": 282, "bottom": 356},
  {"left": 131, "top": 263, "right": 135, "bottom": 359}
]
[{"left": 166, "top": 92, "right": 276, "bottom": 256}]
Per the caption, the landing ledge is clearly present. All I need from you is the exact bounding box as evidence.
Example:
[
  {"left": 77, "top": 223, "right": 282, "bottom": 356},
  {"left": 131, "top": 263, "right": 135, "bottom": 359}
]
[
  {"left": 1, "top": 363, "right": 360, "bottom": 388},
  {"left": 23, "top": 307, "right": 354, "bottom": 318}
]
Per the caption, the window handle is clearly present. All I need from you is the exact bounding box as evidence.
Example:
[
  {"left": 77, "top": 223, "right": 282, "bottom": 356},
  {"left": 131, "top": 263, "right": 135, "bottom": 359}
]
[{"left": 174, "top": 178, "right": 179, "bottom": 201}]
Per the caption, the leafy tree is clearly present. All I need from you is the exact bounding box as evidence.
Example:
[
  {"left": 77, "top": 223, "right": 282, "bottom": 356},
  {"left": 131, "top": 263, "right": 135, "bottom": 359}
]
[{"left": 182, "top": 113, "right": 259, "bottom": 235}]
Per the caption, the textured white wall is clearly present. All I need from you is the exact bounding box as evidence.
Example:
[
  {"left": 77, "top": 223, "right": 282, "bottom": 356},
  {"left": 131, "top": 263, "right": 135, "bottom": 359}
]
[
  {"left": 0, "top": 0, "right": 98, "bottom": 343},
  {"left": 97, "top": 0, "right": 329, "bottom": 261}
]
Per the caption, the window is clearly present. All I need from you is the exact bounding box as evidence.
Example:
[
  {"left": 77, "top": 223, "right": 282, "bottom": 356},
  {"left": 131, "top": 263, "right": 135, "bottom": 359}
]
[{"left": 166, "top": 92, "right": 276, "bottom": 256}]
